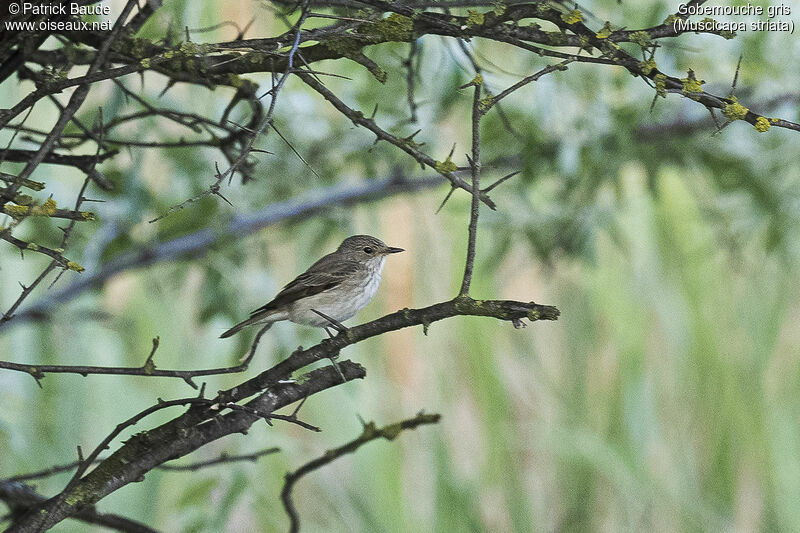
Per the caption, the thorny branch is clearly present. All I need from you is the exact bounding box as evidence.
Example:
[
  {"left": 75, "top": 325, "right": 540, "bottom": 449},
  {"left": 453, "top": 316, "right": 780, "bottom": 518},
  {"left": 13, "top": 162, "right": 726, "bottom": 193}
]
[
  {"left": 5, "top": 296, "right": 557, "bottom": 531},
  {"left": 1, "top": 0, "right": 796, "bottom": 530},
  {"left": 0, "top": 0, "right": 138, "bottom": 325},
  {"left": 295, "top": 71, "right": 498, "bottom": 209}
]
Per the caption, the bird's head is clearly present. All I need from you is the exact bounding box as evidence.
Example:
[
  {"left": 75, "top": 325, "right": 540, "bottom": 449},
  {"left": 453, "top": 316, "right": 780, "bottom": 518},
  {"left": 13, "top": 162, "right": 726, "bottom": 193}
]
[{"left": 337, "top": 235, "right": 404, "bottom": 262}]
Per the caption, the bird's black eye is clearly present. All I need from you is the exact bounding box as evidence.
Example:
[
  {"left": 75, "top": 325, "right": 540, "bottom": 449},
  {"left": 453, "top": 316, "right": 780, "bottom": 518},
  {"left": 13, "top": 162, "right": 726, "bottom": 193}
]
[{"left": 363, "top": 247, "right": 374, "bottom": 254}]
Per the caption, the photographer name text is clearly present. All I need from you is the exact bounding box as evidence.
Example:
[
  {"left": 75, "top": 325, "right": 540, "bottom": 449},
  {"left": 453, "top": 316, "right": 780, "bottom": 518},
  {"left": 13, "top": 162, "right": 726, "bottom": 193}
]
[{"left": 7, "top": 2, "right": 112, "bottom": 31}]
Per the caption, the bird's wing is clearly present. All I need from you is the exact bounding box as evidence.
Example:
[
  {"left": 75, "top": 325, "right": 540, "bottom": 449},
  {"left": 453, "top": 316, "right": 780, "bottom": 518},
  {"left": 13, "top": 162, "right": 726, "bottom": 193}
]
[{"left": 249, "top": 257, "right": 361, "bottom": 316}]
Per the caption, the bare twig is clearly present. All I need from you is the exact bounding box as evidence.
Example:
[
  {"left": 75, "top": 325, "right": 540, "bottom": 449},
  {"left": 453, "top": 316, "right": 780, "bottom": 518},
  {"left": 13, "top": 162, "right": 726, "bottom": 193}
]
[
  {"left": 214, "top": 402, "right": 322, "bottom": 432},
  {"left": 156, "top": 447, "right": 282, "bottom": 472},
  {"left": 0, "top": 149, "right": 117, "bottom": 168},
  {"left": 459, "top": 75, "right": 482, "bottom": 296},
  {"left": 281, "top": 412, "right": 441, "bottom": 533},
  {"left": 5, "top": 448, "right": 281, "bottom": 481},
  {"left": 296, "top": 71, "right": 497, "bottom": 209},
  {"left": 403, "top": 40, "right": 419, "bottom": 123},
  {"left": 483, "top": 61, "right": 572, "bottom": 113},
  {"left": 0, "top": 324, "right": 272, "bottom": 388}
]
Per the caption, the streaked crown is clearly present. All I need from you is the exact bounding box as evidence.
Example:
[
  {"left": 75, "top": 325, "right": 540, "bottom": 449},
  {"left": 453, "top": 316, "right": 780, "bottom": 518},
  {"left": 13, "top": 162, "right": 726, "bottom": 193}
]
[{"left": 336, "top": 235, "right": 404, "bottom": 261}]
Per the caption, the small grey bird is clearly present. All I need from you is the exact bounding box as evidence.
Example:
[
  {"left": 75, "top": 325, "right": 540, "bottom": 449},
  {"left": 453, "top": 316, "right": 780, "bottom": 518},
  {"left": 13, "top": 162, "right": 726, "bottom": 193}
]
[{"left": 220, "top": 235, "right": 403, "bottom": 338}]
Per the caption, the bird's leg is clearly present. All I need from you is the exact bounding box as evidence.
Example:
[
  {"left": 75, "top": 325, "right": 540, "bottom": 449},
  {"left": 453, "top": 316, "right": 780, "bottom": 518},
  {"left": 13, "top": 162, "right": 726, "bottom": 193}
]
[
  {"left": 310, "top": 309, "right": 348, "bottom": 333},
  {"left": 310, "top": 309, "right": 347, "bottom": 383},
  {"left": 328, "top": 355, "right": 347, "bottom": 383},
  {"left": 321, "top": 347, "right": 346, "bottom": 383}
]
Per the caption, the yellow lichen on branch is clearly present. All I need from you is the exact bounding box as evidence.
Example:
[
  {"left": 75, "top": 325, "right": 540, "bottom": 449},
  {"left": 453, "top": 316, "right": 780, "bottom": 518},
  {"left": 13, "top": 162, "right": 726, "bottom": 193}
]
[
  {"left": 3, "top": 204, "right": 29, "bottom": 217},
  {"left": 4, "top": 198, "right": 57, "bottom": 217},
  {"left": 34, "top": 198, "right": 58, "bottom": 216},
  {"left": 722, "top": 96, "right": 749, "bottom": 121},
  {"left": 66, "top": 261, "right": 85, "bottom": 272},
  {"left": 561, "top": 9, "right": 583, "bottom": 24},
  {"left": 435, "top": 158, "right": 458, "bottom": 174},
  {"left": 754, "top": 116, "right": 771, "bottom": 132}
]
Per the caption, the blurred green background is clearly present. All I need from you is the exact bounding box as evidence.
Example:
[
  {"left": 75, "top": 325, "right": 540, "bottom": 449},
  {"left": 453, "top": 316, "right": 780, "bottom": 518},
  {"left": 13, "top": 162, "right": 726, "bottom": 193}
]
[{"left": 2, "top": 0, "right": 800, "bottom": 531}]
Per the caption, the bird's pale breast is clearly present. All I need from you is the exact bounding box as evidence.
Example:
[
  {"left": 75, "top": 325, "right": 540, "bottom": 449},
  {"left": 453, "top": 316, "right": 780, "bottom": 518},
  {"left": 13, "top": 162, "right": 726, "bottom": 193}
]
[{"left": 287, "top": 256, "right": 386, "bottom": 326}]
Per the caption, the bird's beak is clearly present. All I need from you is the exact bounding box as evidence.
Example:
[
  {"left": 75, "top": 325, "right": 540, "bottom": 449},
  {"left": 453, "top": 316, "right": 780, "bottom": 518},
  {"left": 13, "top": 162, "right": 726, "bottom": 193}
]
[{"left": 385, "top": 246, "right": 404, "bottom": 254}]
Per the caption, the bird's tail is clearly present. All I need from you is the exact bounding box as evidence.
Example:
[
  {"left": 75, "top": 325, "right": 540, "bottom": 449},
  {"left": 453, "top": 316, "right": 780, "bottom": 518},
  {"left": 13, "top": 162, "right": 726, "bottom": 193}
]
[{"left": 219, "top": 315, "right": 274, "bottom": 338}]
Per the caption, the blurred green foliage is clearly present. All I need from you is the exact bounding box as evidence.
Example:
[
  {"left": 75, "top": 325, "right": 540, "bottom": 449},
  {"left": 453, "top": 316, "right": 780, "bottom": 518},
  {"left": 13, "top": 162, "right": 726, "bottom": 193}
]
[{"left": 2, "top": 0, "right": 800, "bottom": 531}]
